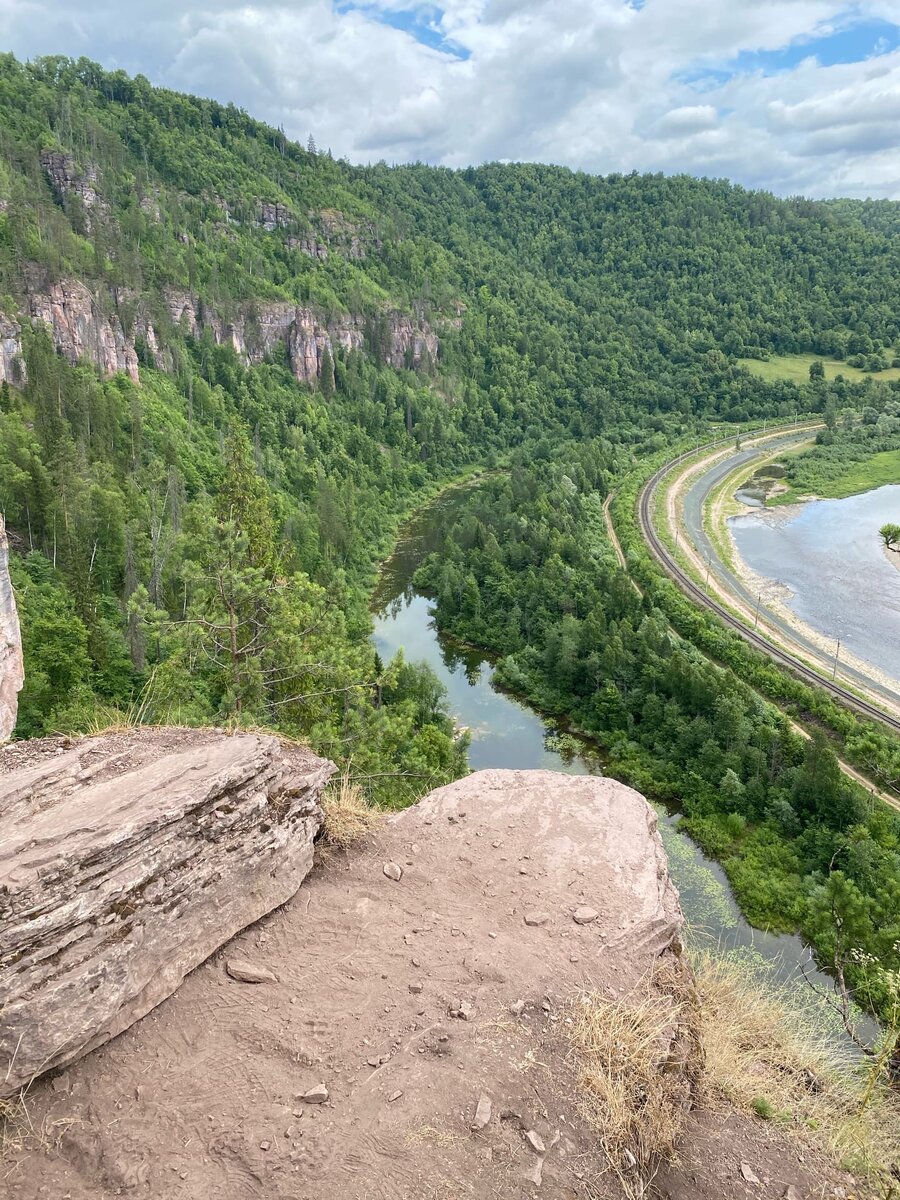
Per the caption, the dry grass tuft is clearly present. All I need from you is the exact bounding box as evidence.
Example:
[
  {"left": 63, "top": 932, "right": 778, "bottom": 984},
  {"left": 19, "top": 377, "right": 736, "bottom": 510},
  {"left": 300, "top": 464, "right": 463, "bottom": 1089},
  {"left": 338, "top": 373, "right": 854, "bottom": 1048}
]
[
  {"left": 693, "top": 950, "right": 900, "bottom": 1186},
  {"left": 320, "top": 768, "right": 381, "bottom": 848},
  {"left": 1, "top": 1093, "right": 36, "bottom": 1158},
  {"left": 568, "top": 966, "right": 698, "bottom": 1198}
]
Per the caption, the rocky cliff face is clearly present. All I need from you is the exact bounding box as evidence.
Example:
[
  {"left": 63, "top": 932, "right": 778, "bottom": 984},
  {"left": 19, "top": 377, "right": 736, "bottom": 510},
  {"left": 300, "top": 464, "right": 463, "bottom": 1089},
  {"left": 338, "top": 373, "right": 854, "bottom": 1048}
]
[
  {"left": 0, "top": 274, "right": 438, "bottom": 388},
  {"left": 0, "top": 514, "right": 24, "bottom": 741},
  {"left": 0, "top": 728, "right": 334, "bottom": 1096},
  {"left": 39, "top": 150, "right": 106, "bottom": 232},
  {"left": 27, "top": 276, "right": 141, "bottom": 382},
  {"left": 163, "top": 288, "right": 433, "bottom": 383},
  {"left": 0, "top": 310, "right": 24, "bottom": 385}
]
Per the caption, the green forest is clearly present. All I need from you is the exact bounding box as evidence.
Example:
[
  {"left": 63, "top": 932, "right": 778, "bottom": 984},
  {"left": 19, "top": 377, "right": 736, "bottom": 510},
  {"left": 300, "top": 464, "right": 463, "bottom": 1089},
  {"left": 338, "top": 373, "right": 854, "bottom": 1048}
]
[{"left": 2, "top": 55, "right": 900, "bottom": 1011}]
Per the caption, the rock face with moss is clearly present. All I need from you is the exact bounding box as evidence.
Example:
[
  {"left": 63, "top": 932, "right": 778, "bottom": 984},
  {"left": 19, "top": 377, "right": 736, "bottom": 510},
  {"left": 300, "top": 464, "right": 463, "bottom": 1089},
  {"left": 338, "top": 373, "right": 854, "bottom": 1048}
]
[
  {"left": 0, "top": 514, "right": 24, "bottom": 741},
  {"left": 0, "top": 728, "right": 334, "bottom": 1096}
]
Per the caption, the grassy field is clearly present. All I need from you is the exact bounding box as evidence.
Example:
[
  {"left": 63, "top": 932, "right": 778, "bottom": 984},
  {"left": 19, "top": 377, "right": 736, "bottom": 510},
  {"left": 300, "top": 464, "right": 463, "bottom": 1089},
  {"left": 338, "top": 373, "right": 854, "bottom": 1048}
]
[
  {"left": 770, "top": 447, "right": 900, "bottom": 504},
  {"left": 738, "top": 353, "right": 900, "bottom": 385}
]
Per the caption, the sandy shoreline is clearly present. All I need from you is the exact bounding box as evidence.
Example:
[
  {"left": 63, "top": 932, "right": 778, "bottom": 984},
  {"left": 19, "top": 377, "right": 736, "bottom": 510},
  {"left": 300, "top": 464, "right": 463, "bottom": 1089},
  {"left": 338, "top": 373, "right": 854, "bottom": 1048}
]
[
  {"left": 667, "top": 437, "right": 900, "bottom": 718},
  {"left": 723, "top": 504, "right": 900, "bottom": 705}
]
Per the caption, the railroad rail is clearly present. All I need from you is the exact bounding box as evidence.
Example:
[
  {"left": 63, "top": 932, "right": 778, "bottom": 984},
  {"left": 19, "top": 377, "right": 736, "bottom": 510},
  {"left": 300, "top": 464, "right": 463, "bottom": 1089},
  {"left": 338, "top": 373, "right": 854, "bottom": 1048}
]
[{"left": 636, "top": 428, "right": 900, "bottom": 739}]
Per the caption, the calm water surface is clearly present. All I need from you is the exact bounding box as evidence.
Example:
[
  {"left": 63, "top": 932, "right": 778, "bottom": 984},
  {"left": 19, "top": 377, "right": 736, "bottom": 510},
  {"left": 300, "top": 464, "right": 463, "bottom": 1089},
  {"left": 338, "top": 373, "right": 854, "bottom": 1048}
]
[
  {"left": 731, "top": 485, "right": 900, "bottom": 686},
  {"left": 372, "top": 485, "right": 862, "bottom": 1032}
]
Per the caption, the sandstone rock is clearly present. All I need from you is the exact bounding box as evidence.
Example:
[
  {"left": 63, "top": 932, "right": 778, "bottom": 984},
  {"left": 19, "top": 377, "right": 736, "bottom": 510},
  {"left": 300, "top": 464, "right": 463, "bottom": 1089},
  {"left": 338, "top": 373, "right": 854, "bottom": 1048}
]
[
  {"left": 572, "top": 906, "right": 599, "bottom": 925},
  {"left": 4, "top": 769, "right": 703, "bottom": 1199},
  {"left": 383, "top": 861, "right": 403, "bottom": 881},
  {"left": 226, "top": 959, "right": 278, "bottom": 985},
  {"left": 0, "top": 515, "right": 24, "bottom": 742},
  {"left": 741, "top": 1161, "right": 761, "bottom": 1185},
  {"left": 523, "top": 910, "right": 550, "bottom": 926},
  {"left": 524, "top": 1129, "right": 546, "bottom": 1154},
  {"left": 301, "top": 1084, "right": 329, "bottom": 1104},
  {"left": 0, "top": 728, "right": 333, "bottom": 1096},
  {"left": 472, "top": 1093, "right": 492, "bottom": 1131}
]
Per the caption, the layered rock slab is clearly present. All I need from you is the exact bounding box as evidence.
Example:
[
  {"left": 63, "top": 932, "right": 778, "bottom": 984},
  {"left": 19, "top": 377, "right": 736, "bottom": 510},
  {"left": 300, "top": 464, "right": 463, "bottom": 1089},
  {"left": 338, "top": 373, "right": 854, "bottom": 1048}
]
[
  {"left": 0, "top": 513, "right": 24, "bottom": 741},
  {"left": 0, "top": 728, "right": 334, "bottom": 1096}
]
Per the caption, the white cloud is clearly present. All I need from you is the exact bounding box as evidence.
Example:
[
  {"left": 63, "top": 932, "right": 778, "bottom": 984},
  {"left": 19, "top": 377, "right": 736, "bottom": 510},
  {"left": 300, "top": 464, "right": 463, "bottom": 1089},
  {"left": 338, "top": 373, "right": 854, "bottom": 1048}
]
[{"left": 0, "top": 0, "right": 898, "bottom": 196}]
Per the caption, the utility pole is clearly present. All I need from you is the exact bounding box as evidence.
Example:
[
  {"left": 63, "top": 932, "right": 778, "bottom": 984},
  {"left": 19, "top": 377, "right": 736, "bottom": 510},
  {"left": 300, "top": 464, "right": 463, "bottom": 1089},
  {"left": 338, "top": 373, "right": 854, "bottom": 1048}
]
[{"left": 832, "top": 638, "right": 841, "bottom": 681}]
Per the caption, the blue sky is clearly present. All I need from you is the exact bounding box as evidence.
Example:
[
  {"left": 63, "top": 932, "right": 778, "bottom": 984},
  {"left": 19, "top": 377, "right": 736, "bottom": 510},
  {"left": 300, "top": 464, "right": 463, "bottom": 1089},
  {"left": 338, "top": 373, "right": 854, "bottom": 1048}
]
[{"left": 0, "top": 0, "right": 898, "bottom": 197}]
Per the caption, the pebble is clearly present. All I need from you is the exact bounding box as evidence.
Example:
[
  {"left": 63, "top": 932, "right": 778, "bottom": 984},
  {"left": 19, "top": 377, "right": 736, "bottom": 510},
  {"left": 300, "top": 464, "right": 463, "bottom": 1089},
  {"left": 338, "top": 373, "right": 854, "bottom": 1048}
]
[
  {"left": 783, "top": 1187, "right": 801, "bottom": 1200},
  {"left": 388, "top": 1090, "right": 403, "bottom": 1102},
  {"left": 259, "top": 1140, "right": 270, "bottom": 1152},
  {"left": 383, "top": 862, "right": 403, "bottom": 881},
  {"left": 300, "top": 1084, "right": 329, "bottom": 1105},
  {"left": 509, "top": 999, "right": 525, "bottom": 1017},
  {"left": 225, "top": 959, "right": 278, "bottom": 985},
  {"left": 472, "top": 1093, "right": 492, "bottom": 1131},
  {"left": 740, "top": 1162, "right": 760, "bottom": 1185},
  {"left": 409, "top": 982, "right": 424, "bottom": 994},
  {"left": 523, "top": 911, "right": 550, "bottom": 927},
  {"left": 524, "top": 1129, "right": 546, "bottom": 1154},
  {"left": 572, "top": 906, "right": 599, "bottom": 925}
]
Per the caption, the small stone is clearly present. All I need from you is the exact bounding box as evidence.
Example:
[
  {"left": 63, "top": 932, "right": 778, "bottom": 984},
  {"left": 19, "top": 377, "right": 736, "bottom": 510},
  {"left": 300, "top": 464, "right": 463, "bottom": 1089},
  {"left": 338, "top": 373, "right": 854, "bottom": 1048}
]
[
  {"left": 458, "top": 1001, "right": 475, "bottom": 1021},
  {"left": 572, "top": 906, "right": 599, "bottom": 925},
  {"left": 510, "top": 999, "right": 525, "bottom": 1017},
  {"left": 783, "top": 1188, "right": 801, "bottom": 1200},
  {"left": 472, "top": 1093, "right": 492, "bottom": 1131},
  {"left": 300, "top": 1084, "right": 329, "bottom": 1105},
  {"left": 259, "top": 1140, "right": 271, "bottom": 1152},
  {"left": 524, "top": 1129, "right": 546, "bottom": 1154},
  {"left": 525, "top": 1158, "right": 543, "bottom": 1187},
  {"left": 740, "top": 1162, "right": 760, "bottom": 1185},
  {"left": 388, "top": 1090, "right": 403, "bottom": 1102},
  {"left": 366, "top": 1056, "right": 381, "bottom": 1068},
  {"left": 523, "top": 911, "right": 549, "bottom": 927},
  {"left": 383, "top": 862, "right": 403, "bottom": 882},
  {"left": 225, "top": 959, "right": 278, "bottom": 985},
  {"left": 409, "top": 982, "right": 424, "bottom": 994}
]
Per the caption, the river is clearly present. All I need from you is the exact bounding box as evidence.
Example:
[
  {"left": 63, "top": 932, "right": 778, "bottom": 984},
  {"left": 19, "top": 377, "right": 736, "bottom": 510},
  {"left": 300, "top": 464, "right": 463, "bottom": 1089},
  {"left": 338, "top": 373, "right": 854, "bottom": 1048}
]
[
  {"left": 371, "top": 483, "right": 859, "bottom": 1025},
  {"left": 731, "top": 484, "right": 900, "bottom": 689}
]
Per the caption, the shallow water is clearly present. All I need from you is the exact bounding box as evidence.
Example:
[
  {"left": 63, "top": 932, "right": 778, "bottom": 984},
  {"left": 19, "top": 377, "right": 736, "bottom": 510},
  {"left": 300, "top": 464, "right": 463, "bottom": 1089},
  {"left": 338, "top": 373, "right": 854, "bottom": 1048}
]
[
  {"left": 730, "top": 485, "right": 900, "bottom": 686},
  {"left": 372, "top": 486, "right": 865, "bottom": 1034}
]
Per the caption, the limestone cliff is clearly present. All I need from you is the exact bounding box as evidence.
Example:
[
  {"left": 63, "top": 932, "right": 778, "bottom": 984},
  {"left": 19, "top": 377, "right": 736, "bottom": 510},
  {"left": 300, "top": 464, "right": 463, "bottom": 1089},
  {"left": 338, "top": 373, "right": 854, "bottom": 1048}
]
[
  {"left": 0, "top": 513, "right": 24, "bottom": 741},
  {"left": 0, "top": 275, "right": 438, "bottom": 388},
  {"left": 39, "top": 149, "right": 106, "bottom": 232}
]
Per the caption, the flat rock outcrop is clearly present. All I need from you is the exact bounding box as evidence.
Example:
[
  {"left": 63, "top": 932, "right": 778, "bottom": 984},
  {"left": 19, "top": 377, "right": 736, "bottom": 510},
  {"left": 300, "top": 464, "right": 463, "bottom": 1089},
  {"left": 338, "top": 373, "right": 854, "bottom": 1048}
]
[
  {"left": 2, "top": 769, "right": 706, "bottom": 1198},
  {"left": 0, "top": 728, "right": 334, "bottom": 1096},
  {"left": 0, "top": 514, "right": 24, "bottom": 741}
]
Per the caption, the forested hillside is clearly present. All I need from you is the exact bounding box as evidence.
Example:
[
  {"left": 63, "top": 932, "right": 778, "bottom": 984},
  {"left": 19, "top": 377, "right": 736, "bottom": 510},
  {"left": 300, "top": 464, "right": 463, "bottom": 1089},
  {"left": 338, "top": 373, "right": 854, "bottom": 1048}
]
[{"left": 2, "top": 51, "right": 900, "bottom": 826}]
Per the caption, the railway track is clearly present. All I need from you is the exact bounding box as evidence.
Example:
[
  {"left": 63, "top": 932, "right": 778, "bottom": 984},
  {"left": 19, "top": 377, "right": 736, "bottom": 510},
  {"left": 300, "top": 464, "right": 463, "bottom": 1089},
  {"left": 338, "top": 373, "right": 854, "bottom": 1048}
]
[{"left": 636, "top": 433, "right": 900, "bottom": 740}]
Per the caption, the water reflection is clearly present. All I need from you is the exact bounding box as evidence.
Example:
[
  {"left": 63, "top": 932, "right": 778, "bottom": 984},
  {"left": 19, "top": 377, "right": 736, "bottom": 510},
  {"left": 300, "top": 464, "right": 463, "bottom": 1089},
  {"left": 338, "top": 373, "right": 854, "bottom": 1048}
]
[{"left": 731, "top": 485, "right": 900, "bottom": 687}]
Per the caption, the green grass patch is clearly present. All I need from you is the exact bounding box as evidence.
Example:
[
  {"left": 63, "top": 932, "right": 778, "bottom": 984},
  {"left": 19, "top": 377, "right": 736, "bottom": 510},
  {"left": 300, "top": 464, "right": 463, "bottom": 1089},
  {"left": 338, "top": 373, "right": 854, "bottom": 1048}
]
[
  {"left": 739, "top": 353, "right": 900, "bottom": 385},
  {"left": 771, "top": 447, "right": 900, "bottom": 505}
]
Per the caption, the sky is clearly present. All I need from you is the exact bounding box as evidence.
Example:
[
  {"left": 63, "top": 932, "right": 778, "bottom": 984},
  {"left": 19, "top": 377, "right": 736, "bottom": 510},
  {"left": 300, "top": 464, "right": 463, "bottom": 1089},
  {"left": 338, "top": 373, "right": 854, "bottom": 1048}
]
[{"left": 1, "top": 0, "right": 899, "bottom": 198}]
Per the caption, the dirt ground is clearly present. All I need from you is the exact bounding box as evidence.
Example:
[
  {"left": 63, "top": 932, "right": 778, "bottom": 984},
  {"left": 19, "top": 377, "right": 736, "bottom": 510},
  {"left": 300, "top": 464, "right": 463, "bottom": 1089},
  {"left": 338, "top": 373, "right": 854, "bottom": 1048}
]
[{"left": 2, "top": 770, "right": 858, "bottom": 1200}]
